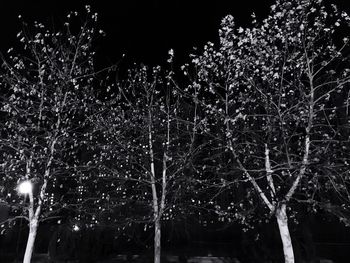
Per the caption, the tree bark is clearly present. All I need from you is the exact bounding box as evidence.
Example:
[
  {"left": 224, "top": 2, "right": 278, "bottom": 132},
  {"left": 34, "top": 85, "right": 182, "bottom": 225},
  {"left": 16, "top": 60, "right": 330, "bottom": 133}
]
[
  {"left": 23, "top": 218, "right": 38, "bottom": 263},
  {"left": 154, "top": 219, "right": 161, "bottom": 263},
  {"left": 276, "top": 204, "right": 294, "bottom": 263}
]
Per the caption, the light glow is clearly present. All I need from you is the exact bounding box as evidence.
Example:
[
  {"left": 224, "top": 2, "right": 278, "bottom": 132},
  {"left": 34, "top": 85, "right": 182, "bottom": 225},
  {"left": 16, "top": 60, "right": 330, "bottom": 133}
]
[{"left": 18, "top": 181, "right": 32, "bottom": 194}]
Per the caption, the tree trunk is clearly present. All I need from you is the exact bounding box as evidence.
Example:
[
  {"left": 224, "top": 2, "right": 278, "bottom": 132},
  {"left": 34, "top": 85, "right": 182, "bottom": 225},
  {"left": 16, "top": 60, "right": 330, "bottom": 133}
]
[
  {"left": 23, "top": 218, "right": 38, "bottom": 263},
  {"left": 276, "top": 204, "right": 294, "bottom": 263},
  {"left": 154, "top": 219, "right": 161, "bottom": 263}
]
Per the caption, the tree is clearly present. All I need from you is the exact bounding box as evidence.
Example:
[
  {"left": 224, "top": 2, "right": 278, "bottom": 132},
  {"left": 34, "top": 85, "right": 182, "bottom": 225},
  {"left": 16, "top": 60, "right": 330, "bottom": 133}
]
[
  {"left": 189, "top": 1, "right": 350, "bottom": 262},
  {"left": 93, "top": 54, "right": 198, "bottom": 263},
  {"left": 0, "top": 7, "right": 103, "bottom": 263}
]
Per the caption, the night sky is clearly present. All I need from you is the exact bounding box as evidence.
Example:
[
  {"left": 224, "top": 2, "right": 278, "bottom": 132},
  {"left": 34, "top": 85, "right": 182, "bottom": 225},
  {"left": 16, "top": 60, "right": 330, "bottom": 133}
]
[{"left": 0, "top": 0, "right": 350, "bottom": 65}]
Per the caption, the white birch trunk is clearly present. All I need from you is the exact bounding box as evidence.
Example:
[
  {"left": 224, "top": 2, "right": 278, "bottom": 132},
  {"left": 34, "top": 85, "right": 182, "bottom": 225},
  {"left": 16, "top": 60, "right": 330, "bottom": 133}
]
[
  {"left": 23, "top": 218, "right": 38, "bottom": 263},
  {"left": 154, "top": 219, "right": 161, "bottom": 263},
  {"left": 147, "top": 105, "right": 162, "bottom": 263},
  {"left": 276, "top": 204, "right": 294, "bottom": 263}
]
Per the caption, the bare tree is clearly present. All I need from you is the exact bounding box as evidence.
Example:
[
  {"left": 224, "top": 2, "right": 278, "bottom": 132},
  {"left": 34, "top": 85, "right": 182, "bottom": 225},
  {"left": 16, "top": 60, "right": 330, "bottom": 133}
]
[
  {"left": 93, "top": 55, "right": 198, "bottom": 263},
  {"left": 189, "top": 1, "right": 350, "bottom": 262},
  {"left": 0, "top": 7, "right": 103, "bottom": 263}
]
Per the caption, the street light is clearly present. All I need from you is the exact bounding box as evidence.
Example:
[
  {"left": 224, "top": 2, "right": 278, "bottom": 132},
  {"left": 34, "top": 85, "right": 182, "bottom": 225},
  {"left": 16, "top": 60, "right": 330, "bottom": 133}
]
[
  {"left": 72, "top": 224, "right": 80, "bottom": 232},
  {"left": 18, "top": 181, "right": 33, "bottom": 195}
]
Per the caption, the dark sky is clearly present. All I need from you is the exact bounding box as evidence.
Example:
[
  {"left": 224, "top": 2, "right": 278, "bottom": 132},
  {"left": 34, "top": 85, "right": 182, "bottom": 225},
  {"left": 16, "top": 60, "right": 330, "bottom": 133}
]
[{"left": 0, "top": 0, "right": 350, "bottom": 65}]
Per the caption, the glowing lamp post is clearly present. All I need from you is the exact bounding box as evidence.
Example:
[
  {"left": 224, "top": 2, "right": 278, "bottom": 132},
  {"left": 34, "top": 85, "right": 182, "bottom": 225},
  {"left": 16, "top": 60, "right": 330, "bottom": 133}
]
[
  {"left": 18, "top": 180, "right": 37, "bottom": 263},
  {"left": 18, "top": 181, "right": 33, "bottom": 195}
]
